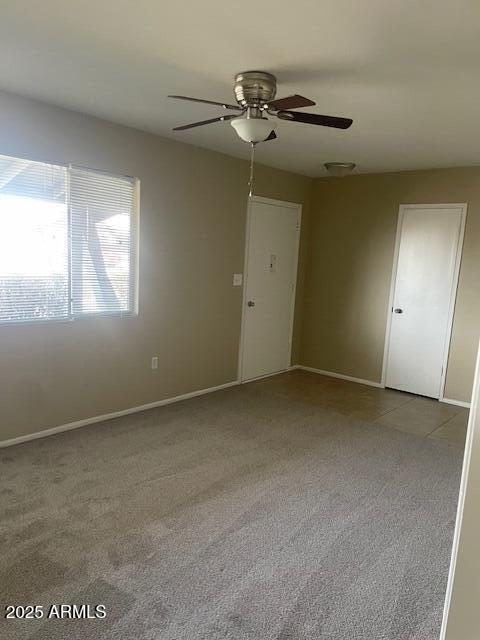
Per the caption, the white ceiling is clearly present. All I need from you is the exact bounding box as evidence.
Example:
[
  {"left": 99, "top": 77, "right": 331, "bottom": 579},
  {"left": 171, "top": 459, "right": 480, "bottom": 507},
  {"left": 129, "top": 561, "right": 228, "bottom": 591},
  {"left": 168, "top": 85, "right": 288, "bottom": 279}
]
[{"left": 1, "top": 1, "right": 479, "bottom": 176}]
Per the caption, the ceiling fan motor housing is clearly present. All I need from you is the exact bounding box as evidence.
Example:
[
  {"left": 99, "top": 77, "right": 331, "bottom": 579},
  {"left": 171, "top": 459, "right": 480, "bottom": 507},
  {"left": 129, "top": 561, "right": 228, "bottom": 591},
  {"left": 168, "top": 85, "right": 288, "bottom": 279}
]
[
  {"left": 234, "top": 71, "right": 277, "bottom": 107},
  {"left": 169, "top": 73, "right": 353, "bottom": 136}
]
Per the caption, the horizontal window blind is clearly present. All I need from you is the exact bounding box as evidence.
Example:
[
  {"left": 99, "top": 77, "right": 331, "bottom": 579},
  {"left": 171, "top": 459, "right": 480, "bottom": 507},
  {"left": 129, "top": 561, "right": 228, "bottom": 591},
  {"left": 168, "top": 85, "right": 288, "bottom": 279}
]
[
  {"left": 0, "top": 155, "right": 69, "bottom": 323},
  {"left": 70, "top": 167, "right": 136, "bottom": 317},
  {"left": 0, "top": 154, "right": 137, "bottom": 324}
]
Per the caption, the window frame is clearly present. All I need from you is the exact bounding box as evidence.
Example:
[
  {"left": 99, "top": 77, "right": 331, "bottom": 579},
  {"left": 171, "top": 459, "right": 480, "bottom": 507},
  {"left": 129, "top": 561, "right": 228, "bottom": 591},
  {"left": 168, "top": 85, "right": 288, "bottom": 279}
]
[{"left": 0, "top": 154, "right": 139, "bottom": 326}]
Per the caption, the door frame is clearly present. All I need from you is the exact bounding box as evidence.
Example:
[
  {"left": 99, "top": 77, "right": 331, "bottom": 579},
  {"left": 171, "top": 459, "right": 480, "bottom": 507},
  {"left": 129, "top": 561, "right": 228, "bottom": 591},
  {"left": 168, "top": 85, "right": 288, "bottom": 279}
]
[
  {"left": 440, "top": 338, "right": 479, "bottom": 639},
  {"left": 238, "top": 195, "right": 302, "bottom": 383},
  {"left": 381, "top": 203, "right": 467, "bottom": 400}
]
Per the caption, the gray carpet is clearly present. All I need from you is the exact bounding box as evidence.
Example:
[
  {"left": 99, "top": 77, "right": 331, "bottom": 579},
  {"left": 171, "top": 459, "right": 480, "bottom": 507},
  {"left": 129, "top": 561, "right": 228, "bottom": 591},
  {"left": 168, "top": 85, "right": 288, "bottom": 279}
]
[{"left": 0, "top": 380, "right": 462, "bottom": 639}]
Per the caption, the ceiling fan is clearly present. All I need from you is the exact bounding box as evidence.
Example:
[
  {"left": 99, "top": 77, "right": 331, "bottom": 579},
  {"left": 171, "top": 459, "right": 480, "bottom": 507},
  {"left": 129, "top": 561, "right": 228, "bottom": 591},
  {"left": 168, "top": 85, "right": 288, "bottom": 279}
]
[{"left": 169, "top": 71, "right": 353, "bottom": 143}]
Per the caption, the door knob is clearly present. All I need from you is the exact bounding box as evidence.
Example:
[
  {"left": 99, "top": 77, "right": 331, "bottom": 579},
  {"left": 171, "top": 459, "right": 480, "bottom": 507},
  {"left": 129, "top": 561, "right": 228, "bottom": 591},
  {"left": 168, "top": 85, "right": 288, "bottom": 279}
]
[
  {"left": 393, "top": 308, "right": 403, "bottom": 314},
  {"left": 247, "top": 300, "right": 255, "bottom": 307}
]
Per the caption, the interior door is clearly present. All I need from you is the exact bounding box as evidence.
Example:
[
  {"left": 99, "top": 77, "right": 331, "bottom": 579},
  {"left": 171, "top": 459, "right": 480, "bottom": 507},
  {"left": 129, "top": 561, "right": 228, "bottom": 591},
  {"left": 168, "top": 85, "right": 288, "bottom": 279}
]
[
  {"left": 241, "top": 198, "right": 300, "bottom": 381},
  {"left": 385, "top": 205, "right": 465, "bottom": 398}
]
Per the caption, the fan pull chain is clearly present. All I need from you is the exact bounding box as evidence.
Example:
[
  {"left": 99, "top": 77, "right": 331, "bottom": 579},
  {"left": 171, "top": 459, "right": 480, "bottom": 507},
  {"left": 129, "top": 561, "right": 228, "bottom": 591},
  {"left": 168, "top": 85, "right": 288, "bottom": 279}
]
[{"left": 248, "top": 142, "right": 257, "bottom": 196}]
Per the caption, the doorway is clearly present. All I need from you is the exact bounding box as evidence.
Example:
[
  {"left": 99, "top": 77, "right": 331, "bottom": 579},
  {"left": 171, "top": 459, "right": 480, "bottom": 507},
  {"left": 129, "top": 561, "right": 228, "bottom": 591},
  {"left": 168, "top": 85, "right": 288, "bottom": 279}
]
[
  {"left": 383, "top": 204, "right": 466, "bottom": 398},
  {"left": 239, "top": 196, "right": 301, "bottom": 382}
]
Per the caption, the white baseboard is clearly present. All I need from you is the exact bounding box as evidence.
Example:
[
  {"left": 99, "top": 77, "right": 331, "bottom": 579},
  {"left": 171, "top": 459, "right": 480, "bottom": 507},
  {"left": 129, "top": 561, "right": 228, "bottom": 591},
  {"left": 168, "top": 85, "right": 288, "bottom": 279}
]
[
  {"left": 296, "top": 364, "right": 471, "bottom": 407},
  {"left": 242, "top": 369, "right": 292, "bottom": 383},
  {"left": 295, "top": 365, "right": 384, "bottom": 388},
  {"left": 2, "top": 371, "right": 469, "bottom": 449},
  {"left": 0, "top": 380, "right": 240, "bottom": 449},
  {"left": 441, "top": 397, "right": 471, "bottom": 409}
]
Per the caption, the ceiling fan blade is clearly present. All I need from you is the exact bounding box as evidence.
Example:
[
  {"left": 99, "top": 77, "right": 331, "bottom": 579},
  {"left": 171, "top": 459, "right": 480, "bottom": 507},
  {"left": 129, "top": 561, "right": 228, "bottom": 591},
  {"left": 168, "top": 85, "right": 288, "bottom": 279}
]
[
  {"left": 264, "top": 130, "right": 277, "bottom": 141},
  {"left": 268, "top": 94, "right": 315, "bottom": 110},
  {"left": 277, "top": 110, "right": 353, "bottom": 129},
  {"left": 168, "top": 95, "right": 242, "bottom": 111},
  {"left": 173, "top": 114, "right": 239, "bottom": 131}
]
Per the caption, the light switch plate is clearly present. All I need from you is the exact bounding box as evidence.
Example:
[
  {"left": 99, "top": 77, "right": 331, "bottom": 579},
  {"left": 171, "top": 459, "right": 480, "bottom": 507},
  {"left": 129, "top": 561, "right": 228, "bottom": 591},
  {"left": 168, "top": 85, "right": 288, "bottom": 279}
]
[{"left": 233, "top": 273, "right": 243, "bottom": 286}]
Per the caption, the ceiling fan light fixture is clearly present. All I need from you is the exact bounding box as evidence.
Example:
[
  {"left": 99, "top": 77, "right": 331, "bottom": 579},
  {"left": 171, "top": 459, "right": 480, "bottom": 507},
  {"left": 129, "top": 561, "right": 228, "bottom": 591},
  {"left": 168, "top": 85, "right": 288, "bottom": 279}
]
[
  {"left": 324, "top": 162, "right": 356, "bottom": 177},
  {"left": 231, "top": 116, "right": 276, "bottom": 143}
]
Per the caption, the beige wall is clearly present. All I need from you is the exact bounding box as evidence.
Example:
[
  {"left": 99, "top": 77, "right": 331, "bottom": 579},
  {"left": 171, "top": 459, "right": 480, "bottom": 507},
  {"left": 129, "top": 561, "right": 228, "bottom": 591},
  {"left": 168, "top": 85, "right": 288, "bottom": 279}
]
[
  {"left": 0, "top": 91, "right": 312, "bottom": 441},
  {"left": 301, "top": 168, "right": 480, "bottom": 403}
]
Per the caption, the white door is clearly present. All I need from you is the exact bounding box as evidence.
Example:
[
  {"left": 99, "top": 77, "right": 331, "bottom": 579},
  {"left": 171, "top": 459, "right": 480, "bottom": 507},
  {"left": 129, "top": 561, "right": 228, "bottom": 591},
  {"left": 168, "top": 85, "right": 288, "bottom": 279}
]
[
  {"left": 241, "top": 197, "right": 301, "bottom": 381},
  {"left": 385, "top": 205, "right": 466, "bottom": 398}
]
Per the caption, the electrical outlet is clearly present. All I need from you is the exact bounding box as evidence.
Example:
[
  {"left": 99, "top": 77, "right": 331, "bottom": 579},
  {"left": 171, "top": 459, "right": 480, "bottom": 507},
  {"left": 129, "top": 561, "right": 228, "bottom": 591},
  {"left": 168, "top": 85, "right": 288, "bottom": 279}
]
[
  {"left": 233, "top": 273, "right": 243, "bottom": 286},
  {"left": 151, "top": 356, "right": 158, "bottom": 370}
]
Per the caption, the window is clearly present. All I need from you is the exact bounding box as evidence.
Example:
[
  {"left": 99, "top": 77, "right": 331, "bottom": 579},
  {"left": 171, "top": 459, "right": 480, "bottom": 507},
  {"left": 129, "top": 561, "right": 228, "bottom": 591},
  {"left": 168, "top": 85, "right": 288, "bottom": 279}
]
[{"left": 0, "top": 154, "right": 137, "bottom": 324}]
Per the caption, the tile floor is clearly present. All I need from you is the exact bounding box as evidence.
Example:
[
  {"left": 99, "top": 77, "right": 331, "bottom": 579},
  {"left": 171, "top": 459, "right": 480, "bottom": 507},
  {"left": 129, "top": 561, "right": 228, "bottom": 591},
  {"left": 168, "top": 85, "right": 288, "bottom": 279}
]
[{"left": 250, "top": 369, "right": 470, "bottom": 448}]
